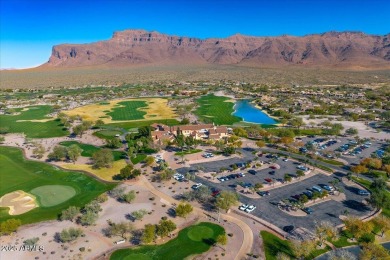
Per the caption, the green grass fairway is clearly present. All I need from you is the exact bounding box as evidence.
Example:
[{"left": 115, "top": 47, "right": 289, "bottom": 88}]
[
  {"left": 94, "top": 130, "right": 123, "bottom": 140},
  {"left": 195, "top": 94, "right": 241, "bottom": 125},
  {"left": 110, "top": 222, "right": 224, "bottom": 260},
  {"left": 105, "top": 119, "right": 180, "bottom": 130},
  {"left": 59, "top": 141, "right": 126, "bottom": 161},
  {"left": 30, "top": 185, "right": 76, "bottom": 207},
  {"left": 0, "top": 146, "right": 115, "bottom": 224},
  {"left": 108, "top": 101, "right": 147, "bottom": 121},
  {"left": 0, "top": 106, "right": 68, "bottom": 138}
]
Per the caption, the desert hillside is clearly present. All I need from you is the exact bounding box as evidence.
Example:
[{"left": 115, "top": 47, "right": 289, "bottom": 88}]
[{"left": 44, "top": 30, "right": 390, "bottom": 69}]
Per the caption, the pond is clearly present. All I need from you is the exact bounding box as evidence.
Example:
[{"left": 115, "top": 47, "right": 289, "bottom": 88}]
[{"left": 233, "top": 100, "right": 277, "bottom": 125}]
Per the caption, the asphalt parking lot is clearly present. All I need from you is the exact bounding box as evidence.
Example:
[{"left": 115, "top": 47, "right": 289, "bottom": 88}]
[
  {"left": 301, "top": 136, "right": 385, "bottom": 165},
  {"left": 178, "top": 165, "right": 374, "bottom": 233}
]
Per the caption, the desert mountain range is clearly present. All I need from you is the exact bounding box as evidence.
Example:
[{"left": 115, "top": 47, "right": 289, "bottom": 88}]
[{"left": 45, "top": 30, "right": 390, "bottom": 69}]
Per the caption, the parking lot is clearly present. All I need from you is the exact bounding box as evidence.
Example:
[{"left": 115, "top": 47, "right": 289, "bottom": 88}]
[
  {"left": 300, "top": 136, "right": 385, "bottom": 165},
  {"left": 197, "top": 173, "right": 372, "bottom": 232}
]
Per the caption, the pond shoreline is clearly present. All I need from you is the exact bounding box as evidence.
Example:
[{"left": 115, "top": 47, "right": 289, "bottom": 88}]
[{"left": 232, "top": 99, "right": 279, "bottom": 126}]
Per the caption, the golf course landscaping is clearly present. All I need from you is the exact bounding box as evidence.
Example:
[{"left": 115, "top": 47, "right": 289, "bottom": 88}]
[
  {"left": 0, "top": 105, "right": 68, "bottom": 138},
  {"left": 195, "top": 94, "right": 241, "bottom": 125},
  {"left": 0, "top": 146, "right": 115, "bottom": 224},
  {"left": 59, "top": 141, "right": 126, "bottom": 161},
  {"left": 64, "top": 98, "right": 177, "bottom": 124},
  {"left": 110, "top": 222, "right": 225, "bottom": 260}
]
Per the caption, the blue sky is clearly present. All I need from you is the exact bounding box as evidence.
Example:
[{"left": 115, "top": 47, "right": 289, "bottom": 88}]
[{"left": 1, "top": 0, "right": 389, "bottom": 69}]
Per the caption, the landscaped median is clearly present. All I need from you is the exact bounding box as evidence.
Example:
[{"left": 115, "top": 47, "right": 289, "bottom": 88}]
[{"left": 110, "top": 222, "right": 225, "bottom": 260}]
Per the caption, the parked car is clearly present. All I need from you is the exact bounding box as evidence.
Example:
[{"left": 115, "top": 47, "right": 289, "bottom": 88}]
[
  {"left": 245, "top": 205, "right": 256, "bottom": 213},
  {"left": 358, "top": 189, "right": 370, "bottom": 196},
  {"left": 265, "top": 178, "right": 273, "bottom": 183},
  {"left": 312, "top": 186, "right": 322, "bottom": 192},
  {"left": 248, "top": 170, "right": 257, "bottom": 175},
  {"left": 269, "top": 165, "right": 277, "bottom": 169},
  {"left": 191, "top": 183, "right": 203, "bottom": 190},
  {"left": 257, "top": 191, "right": 270, "bottom": 196},
  {"left": 302, "top": 207, "right": 314, "bottom": 214},
  {"left": 239, "top": 204, "right": 249, "bottom": 211},
  {"left": 321, "top": 184, "right": 334, "bottom": 192},
  {"left": 269, "top": 171, "right": 275, "bottom": 175}
]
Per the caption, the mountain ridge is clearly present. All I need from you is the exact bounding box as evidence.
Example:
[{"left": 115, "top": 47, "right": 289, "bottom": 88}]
[{"left": 44, "top": 30, "right": 390, "bottom": 69}]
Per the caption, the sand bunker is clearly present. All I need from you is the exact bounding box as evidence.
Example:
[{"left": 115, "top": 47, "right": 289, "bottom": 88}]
[{"left": 0, "top": 190, "right": 38, "bottom": 215}]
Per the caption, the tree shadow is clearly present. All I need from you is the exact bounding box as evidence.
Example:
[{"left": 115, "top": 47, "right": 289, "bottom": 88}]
[
  {"left": 202, "top": 238, "right": 216, "bottom": 246},
  {"left": 342, "top": 200, "right": 371, "bottom": 212}
]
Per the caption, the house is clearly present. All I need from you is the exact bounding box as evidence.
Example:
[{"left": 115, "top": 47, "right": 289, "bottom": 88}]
[{"left": 150, "top": 123, "right": 229, "bottom": 143}]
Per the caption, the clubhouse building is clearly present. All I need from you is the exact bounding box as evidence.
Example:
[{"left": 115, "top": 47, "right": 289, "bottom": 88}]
[{"left": 150, "top": 123, "right": 229, "bottom": 143}]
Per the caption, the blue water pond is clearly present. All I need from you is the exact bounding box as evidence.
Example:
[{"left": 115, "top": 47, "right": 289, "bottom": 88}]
[{"left": 233, "top": 100, "right": 277, "bottom": 125}]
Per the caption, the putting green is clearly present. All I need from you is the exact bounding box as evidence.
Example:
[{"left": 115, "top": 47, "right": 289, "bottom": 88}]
[
  {"left": 187, "top": 226, "right": 214, "bottom": 241},
  {"left": 30, "top": 185, "right": 76, "bottom": 207}
]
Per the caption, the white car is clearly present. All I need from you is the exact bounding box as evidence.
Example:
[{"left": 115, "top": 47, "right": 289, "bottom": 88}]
[
  {"left": 191, "top": 183, "right": 203, "bottom": 190},
  {"left": 245, "top": 205, "right": 256, "bottom": 213},
  {"left": 283, "top": 158, "right": 289, "bottom": 162},
  {"left": 239, "top": 204, "right": 249, "bottom": 211}
]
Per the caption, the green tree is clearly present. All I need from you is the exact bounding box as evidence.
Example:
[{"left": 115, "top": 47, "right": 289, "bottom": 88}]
[
  {"left": 60, "top": 206, "right": 80, "bottom": 222},
  {"left": 122, "top": 191, "right": 136, "bottom": 203},
  {"left": 131, "top": 209, "right": 148, "bottom": 221},
  {"left": 156, "top": 219, "right": 176, "bottom": 238},
  {"left": 96, "top": 193, "right": 108, "bottom": 203},
  {"left": 145, "top": 156, "right": 155, "bottom": 166},
  {"left": 110, "top": 186, "right": 126, "bottom": 198},
  {"left": 290, "top": 239, "right": 316, "bottom": 259},
  {"left": 107, "top": 138, "right": 122, "bottom": 148},
  {"left": 92, "top": 149, "right": 114, "bottom": 168},
  {"left": 216, "top": 233, "right": 227, "bottom": 250},
  {"left": 48, "top": 145, "right": 68, "bottom": 161},
  {"left": 175, "top": 203, "right": 193, "bottom": 218},
  {"left": 345, "top": 127, "right": 358, "bottom": 135},
  {"left": 233, "top": 127, "right": 248, "bottom": 138},
  {"left": 296, "top": 170, "right": 305, "bottom": 180},
  {"left": 79, "top": 211, "right": 98, "bottom": 226},
  {"left": 360, "top": 242, "right": 390, "bottom": 260},
  {"left": 373, "top": 216, "right": 390, "bottom": 237},
  {"left": 58, "top": 227, "right": 83, "bottom": 243},
  {"left": 83, "top": 200, "right": 102, "bottom": 214},
  {"left": 67, "top": 144, "right": 82, "bottom": 163},
  {"left": 0, "top": 219, "right": 22, "bottom": 235},
  {"left": 215, "top": 191, "right": 239, "bottom": 212},
  {"left": 32, "top": 144, "right": 45, "bottom": 159},
  {"left": 141, "top": 224, "right": 156, "bottom": 244},
  {"left": 106, "top": 222, "right": 134, "bottom": 239},
  {"left": 284, "top": 174, "right": 292, "bottom": 183},
  {"left": 23, "top": 237, "right": 39, "bottom": 246},
  {"left": 255, "top": 140, "right": 266, "bottom": 148}
]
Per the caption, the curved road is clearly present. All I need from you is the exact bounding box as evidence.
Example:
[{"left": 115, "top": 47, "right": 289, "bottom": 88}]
[{"left": 137, "top": 175, "right": 254, "bottom": 260}]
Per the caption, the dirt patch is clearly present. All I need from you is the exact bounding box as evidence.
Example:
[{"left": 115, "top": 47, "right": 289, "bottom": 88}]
[{"left": 0, "top": 190, "right": 38, "bottom": 215}]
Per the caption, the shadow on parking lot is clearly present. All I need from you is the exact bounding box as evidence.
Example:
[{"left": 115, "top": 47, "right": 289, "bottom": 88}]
[
  {"left": 344, "top": 185, "right": 361, "bottom": 194},
  {"left": 325, "top": 212, "right": 338, "bottom": 219},
  {"left": 342, "top": 200, "right": 371, "bottom": 212}
]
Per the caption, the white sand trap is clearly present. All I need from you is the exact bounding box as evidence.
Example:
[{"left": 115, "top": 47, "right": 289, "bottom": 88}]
[{"left": 0, "top": 190, "right": 38, "bottom": 215}]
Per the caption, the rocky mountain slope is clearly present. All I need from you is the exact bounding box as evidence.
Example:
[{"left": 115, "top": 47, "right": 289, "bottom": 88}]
[{"left": 45, "top": 30, "right": 390, "bottom": 69}]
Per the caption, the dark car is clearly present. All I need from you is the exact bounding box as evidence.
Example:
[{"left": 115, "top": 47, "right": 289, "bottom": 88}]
[
  {"left": 283, "top": 225, "right": 295, "bottom": 232},
  {"left": 265, "top": 178, "right": 273, "bottom": 183},
  {"left": 303, "top": 207, "right": 314, "bottom": 214},
  {"left": 248, "top": 170, "right": 257, "bottom": 175},
  {"left": 258, "top": 191, "right": 270, "bottom": 196},
  {"left": 269, "top": 171, "right": 275, "bottom": 175}
]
